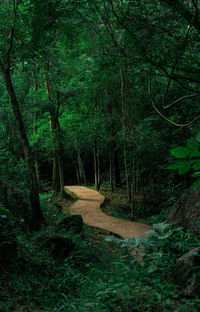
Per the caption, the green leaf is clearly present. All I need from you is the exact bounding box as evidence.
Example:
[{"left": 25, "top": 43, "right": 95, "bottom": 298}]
[
  {"left": 196, "top": 132, "right": 200, "bottom": 142},
  {"left": 187, "top": 140, "right": 198, "bottom": 151},
  {"left": 193, "top": 160, "right": 200, "bottom": 170},
  {"left": 191, "top": 172, "right": 200, "bottom": 178},
  {"left": 105, "top": 236, "right": 122, "bottom": 244},
  {"left": 170, "top": 146, "right": 191, "bottom": 158},
  {"left": 191, "top": 178, "right": 200, "bottom": 189},
  {"left": 153, "top": 222, "right": 170, "bottom": 234},
  {"left": 168, "top": 162, "right": 186, "bottom": 170},
  {"left": 168, "top": 161, "right": 191, "bottom": 174},
  {"left": 0, "top": 205, "right": 12, "bottom": 216},
  {"left": 178, "top": 162, "right": 191, "bottom": 175},
  {"left": 190, "top": 151, "right": 200, "bottom": 157}
]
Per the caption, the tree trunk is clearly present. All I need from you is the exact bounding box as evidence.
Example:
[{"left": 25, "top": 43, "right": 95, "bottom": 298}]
[
  {"left": 120, "top": 68, "right": 131, "bottom": 202},
  {"left": 0, "top": 62, "right": 44, "bottom": 228},
  {"left": 58, "top": 155, "right": 65, "bottom": 197},
  {"left": 76, "top": 161, "right": 80, "bottom": 184},
  {"left": 110, "top": 151, "right": 114, "bottom": 192},
  {"left": 76, "top": 146, "right": 87, "bottom": 185},
  {"left": 113, "top": 149, "right": 121, "bottom": 187},
  {"left": 130, "top": 157, "right": 136, "bottom": 219},
  {"left": 46, "top": 80, "right": 65, "bottom": 197},
  {"left": 97, "top": 147, "right": 100, "bottom": 188},
  {"left": 124, "top": 147, "right": 131, "bottom": 202},
  {"left": 94, "top": 143, "right": 100, "bottom": 190}
]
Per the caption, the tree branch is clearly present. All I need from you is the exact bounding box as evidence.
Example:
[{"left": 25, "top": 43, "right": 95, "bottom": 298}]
[
  {"left": 163, "top": 93, "right": 199, "bottom": 109},
  {"left": 162, "top": 22, "right": 193, "bottom": 107},
  {"left": 148, "top": 72, "right": 200, "bottom": 127},
  {"left": 143, "top": 68, "right": 200, "bottom": 94},
  {"left": 159, "top": 0, "right": 200, "bottom": 34}
]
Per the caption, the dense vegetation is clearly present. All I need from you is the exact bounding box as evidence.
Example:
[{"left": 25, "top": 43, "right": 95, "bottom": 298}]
[{"left": 1, "top": 0, "right": 200, "bottom": 311}]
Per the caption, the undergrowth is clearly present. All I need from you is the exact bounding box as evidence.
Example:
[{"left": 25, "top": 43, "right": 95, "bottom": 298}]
[{"left": 1, "top": 191, "right": 200, "bottom": 311}]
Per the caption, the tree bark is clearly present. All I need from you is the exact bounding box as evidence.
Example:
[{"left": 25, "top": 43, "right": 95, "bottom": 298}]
[
  {"left": 97, "top": 147, "right": 100, "bottom": 188},
  {"left": 0, "top": 61, "right": 44, "bottom": 228},
  {"left": 76, "top": 146, "right": 87, "bottom": 185},
  {"left": 110, "top": 151, "right": 114, "bottom": 192},
  {"left": 130, "top": 157, "right": 136, "bottom": 219},
  {"left": 94, "top": 142, "right": 100, "bottom": 190},
  {"left": 46, "top": 80, "right": 65, "bottom": 197},
  {"left": 120, "top": 68, "right": 131, "bottom": 202},
  {"left": 113, "top": 149, "right": 121, "bottom": 187}
]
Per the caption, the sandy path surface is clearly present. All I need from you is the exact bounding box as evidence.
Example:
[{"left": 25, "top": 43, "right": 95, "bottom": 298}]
[{"left": 66, "top": 186, "right": 152, "bottom": 239}]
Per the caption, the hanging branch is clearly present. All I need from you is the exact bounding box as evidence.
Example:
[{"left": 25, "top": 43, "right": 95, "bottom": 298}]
[
  {"left": 143, "top": 68, "right": 200, "bottom": 94},
  {"left": 162, "top": 23, "right": 192, "bottom": 107},
  {"left": 148, "top": 71, "right": 200, "bottom": 127},
  {"left": 163, "top": 93, "right": 199, "bottom": 109},
  {"left": 161, "top": 7, "right": 199, "bottom": 108}
]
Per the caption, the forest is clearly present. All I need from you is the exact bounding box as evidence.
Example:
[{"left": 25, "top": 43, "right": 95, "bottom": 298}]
[{"left": 1, "top": 0, "right": 200, "bottom": 311}]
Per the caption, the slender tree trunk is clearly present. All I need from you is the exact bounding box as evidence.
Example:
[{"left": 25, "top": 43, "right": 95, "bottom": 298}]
[
  {"left": 120, "top": 68, "right": 131, "bottom": 202},
  {"left": 0, "top": 62, "right": 44, "bottom": 228},
  {"left": 130, "top": 157, "right": 136, "bottom": 219},
  {"left": 110, "top": 151, "right": 114, "bottom": 192},
  {"left": 107, "top": 96, "right": 116, "bottom": 192},
  {"left": 97, "top": 147, "right": 100, "bottom": 188},
  {"left": 94, "top": 142, "right": 100, "bottom": 190},
  {"left": 113, "top": 150, "right": 121, "bottom": 187},
  {"left": 76, "top": 164, "right": 80, "bottom": 184},
  {"left": 138, "top": 166, "right": 146, "bottom": 202},
  {"left": 76, "top": 146, "right": 87, "bottom": 185},
  {"left": 46, "top": 80, "right": 65, "bottom": 197},
  {"left": 58, "top": 155, "right": 65, "bottom": 197},
  {"left": 33, "top": 74, "right": 40, "bottom": 185},
  {"left": 35, "top": 152, "right": 40, "bottom": 185},
  {"left": 124, "top": 147, "right": 131, "bottom": 202}
]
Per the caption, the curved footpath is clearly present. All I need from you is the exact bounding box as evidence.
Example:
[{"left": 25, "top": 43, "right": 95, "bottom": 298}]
[{"left": 65, "top": 186, "right": 152, "bottom": 240}]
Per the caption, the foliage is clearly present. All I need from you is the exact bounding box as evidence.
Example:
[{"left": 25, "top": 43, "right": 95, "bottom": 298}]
[
  {"left": 1, "top": 0, "right": 200, "bottom": 310},
  {"left": 169, "top": 132, "right": 200, "bottom": 189},
  {"left": 2, "top": 214, "right": 200, "bottom": 311}
]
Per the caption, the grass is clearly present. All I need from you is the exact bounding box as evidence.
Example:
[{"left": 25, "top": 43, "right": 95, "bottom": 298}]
[
  {"left": 99, "top": 186, "right": 171, "bottom": 226},
  {"left": 100, "top": 188, "right": 132, "bottom": 221}
]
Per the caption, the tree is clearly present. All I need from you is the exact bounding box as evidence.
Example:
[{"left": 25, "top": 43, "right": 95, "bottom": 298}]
[{"left": 0, "top": 1, "right": 44, "bottom": 228}]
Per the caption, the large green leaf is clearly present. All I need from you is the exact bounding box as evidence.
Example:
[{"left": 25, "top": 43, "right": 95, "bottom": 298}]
[
  {"left": 0, "top": 205, "right": 12, "bottom": 219},
  {"left": 170, "top": 146, "right": 191, "bottom": 158},
  {"left": 178, "top": 162, "right": 191, "bottom": 175},
  {"left": 168, "top": 161, "right": 191, "bottom": 174},
  {"left": 196, "top": 132, "right": 200, "bottom": 143},
  {"left": 193, "top": 160, "right": 200, "bottom": 170},
  {"left": 168, "top": 161, "right": 190, "bottom": 170},
  {"left": 190, "top": 151, "right": 200, "bottom": 157},
  {"left": 191, "top": 172, "right": 200, "bottom": 178},
  {"left": 187, "top": 140, "right": 198, "bottom": 151},
  {"left": 168, "top": 162, "right": 185, "bottom": 170},
  {"left": 191, "top": 178, "right": 200, "bottom": 189}
]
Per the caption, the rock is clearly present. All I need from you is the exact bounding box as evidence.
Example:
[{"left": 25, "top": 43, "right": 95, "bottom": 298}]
[
  {"left": 56, "top": 215, "right": 83, "bottom": 234},
  {"left": 45, "top": 237, "right": 74, "bottom": 259},
  {"left": 167, "top": 187, "right": 200, "bottom": 231},
  {"left": 174, "top": 247, "right": 200, "bottom": 296}
]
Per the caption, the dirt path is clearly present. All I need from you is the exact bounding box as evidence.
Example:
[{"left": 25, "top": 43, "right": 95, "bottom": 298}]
[{"left": 66, "top": 186, "right": 152, "bottom": 239}]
